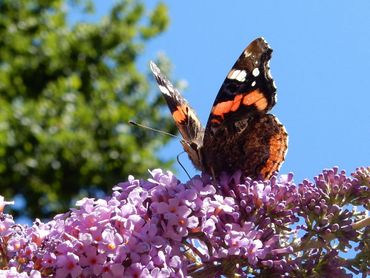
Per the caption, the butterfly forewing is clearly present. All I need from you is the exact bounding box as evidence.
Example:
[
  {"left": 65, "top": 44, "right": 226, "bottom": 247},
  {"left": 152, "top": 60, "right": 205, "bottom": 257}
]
[
  {"left": 204, "top": 37, "right": 277, "bottom": 132},
  {"left": 150, "top": 61, "right": 204, "bottom": 170}
]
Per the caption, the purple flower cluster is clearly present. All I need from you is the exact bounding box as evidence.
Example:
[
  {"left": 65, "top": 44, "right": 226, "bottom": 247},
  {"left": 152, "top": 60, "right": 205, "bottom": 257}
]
[
  {"left": 298, "top": 167, "right": 367, "bottom": 246},
  {"left": 0, "top": 167, "right": 368, "bottom": 277}
]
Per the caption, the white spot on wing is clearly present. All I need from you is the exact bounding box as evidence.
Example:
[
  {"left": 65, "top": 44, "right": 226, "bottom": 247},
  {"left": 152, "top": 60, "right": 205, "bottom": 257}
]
[
  {"left": 252, "top": 68, "right": 260, "bottom": 77},
  {"left": 228, "top": 69, "right": 239, "bottom": 80},
  {"left": 236, "top": 70, "right": 247, "bottom": 82},
  {"left": 251, "top": 81, "right": 256, "bottom": 87},
  {"left": 228, "top": 69, "right": 247, "bottom": 82},
  {"left": 159, "top": 85, "right": 171, "bottom": 96}
]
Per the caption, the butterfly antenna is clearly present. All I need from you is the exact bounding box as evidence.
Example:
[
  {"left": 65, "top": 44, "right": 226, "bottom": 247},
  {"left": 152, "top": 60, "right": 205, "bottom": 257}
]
[
  {"left": 130, "top": 120, "right": 192, "bottom": 179},
  {"left": 129, "top": 120, "right": 182, "bottom": 140},
  {"left": 177, "top": 151, "right": 191, "bottom": 179}
]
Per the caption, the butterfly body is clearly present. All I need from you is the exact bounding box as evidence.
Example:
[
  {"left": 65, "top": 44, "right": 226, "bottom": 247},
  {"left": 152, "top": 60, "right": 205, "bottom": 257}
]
[{"left": 150, "top": 38, "right": 288, "bottom": 180}]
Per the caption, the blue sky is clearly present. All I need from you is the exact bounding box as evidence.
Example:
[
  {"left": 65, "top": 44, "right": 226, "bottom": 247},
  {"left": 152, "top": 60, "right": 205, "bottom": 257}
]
[{"left": 86, "top": 0, "right": 370, "bottom": 183}]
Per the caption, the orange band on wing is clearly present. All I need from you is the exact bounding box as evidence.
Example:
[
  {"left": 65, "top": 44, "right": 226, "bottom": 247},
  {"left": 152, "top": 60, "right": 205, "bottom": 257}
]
[
  {"left": 172, "top": 105, "right": 187, "bottom": 123},
  {"left": 211, "top": 100, "right": 232, "bottom": 119},
  {"left": 211, "top": 94, "right": 244, "bottom": 119},
  {"left": 230, "top": 94, "right": 244, "bottom": 112},
  {"left": 242, "top": 89, "right": 268, "bottom": 111},
  {"left": 211, "top": 90, "right": 268, "bottom": 121}
]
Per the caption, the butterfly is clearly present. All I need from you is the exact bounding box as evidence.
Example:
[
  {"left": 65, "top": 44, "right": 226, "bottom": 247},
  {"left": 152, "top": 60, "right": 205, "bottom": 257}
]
[{"left": 150, "top": 37, "right": 288, "bottom": 180}]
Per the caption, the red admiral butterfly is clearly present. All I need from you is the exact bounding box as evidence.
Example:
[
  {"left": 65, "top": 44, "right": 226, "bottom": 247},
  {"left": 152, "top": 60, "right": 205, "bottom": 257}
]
[{"left": 150, "top": 37, "right": 288, "bottom": 180}]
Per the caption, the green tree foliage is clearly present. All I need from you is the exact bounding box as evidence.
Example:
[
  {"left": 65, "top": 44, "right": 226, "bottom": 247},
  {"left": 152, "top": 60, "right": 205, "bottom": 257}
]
[{"left": 0, "top": 0, "right": 176, "bottom": 218}]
